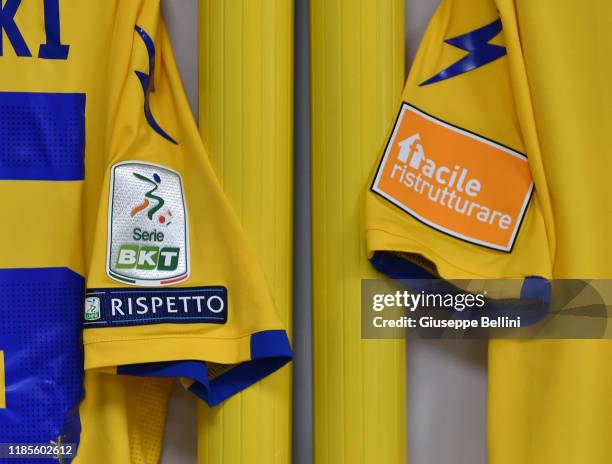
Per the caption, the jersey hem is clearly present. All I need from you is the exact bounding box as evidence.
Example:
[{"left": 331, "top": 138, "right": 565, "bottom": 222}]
[
  {"left": 367, "top": 227, "right": 546, "bottom": 279},
  {"left": 367, "top": 228, "right": 551, "bottom": 326},
  {"left": 86, "top": 330, "right": 292, "bottom": 407}
]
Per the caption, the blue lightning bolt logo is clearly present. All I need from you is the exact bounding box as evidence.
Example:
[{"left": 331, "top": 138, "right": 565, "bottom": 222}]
[{"left": 420, "top": 18, "right": 507, "bottom": 86}]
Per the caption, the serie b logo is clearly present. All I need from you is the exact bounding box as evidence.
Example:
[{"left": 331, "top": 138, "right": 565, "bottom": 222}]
[{"left": 108, "top": 162, "right": 190, "bottom": 286}]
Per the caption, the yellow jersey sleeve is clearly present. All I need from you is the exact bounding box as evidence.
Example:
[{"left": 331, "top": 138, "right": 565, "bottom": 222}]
[
  {"left": 367, "top": 0, "right": 552, "bottom": 285},
  {"left": 83, "top": 2, "right": 291, "bottom": 406}
]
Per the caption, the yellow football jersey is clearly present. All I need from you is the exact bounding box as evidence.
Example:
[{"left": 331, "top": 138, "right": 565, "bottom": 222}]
[
  {"left": 367, "top": 0, "right": 612, "bottom": 462},
  {"left": 0, "top": 0, "right": 291, "bottom": 462}
]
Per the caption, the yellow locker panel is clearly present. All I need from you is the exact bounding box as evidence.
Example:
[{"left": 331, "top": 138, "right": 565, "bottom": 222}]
[
  {"left": 198, "top": 1, "right": 294, "bottom": 463},
  {"left": 310, "top": 1, "right": 406, "bottom": 463}
]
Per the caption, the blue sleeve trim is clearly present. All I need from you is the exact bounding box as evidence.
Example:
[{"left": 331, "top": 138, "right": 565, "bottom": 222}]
[
  {"left": 516, "top": 276, "right": 551, "bottom": 325},
  {"left": 190, "top": 330, "right": 292, "bottom": 407},
  {"left": 370, "top": 250, "right": 437, "bottom": 279},
  {"left": 251, "top": 330, "right": 293, "bottom": 360},
  {"left": 521, "top": 276, "right": 551, "bottom": 306},
  {"left": 117, "top": 330, "right": 291, "bottom": 407},
  {"left": 370, "top": 251, "right": 550, "bottom": 326}
]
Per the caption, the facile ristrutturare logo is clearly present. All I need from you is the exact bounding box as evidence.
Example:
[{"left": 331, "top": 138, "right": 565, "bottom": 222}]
[{"left": 372, "top": 103, "right": 533, "bottom": 252}]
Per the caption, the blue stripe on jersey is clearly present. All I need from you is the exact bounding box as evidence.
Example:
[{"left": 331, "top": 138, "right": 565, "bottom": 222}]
[
  {"left": 0, "top": 92, "right": 85, "bottom": 181},
  {"left": 0, "top": 268, "right": 84, "bottom": 463}
]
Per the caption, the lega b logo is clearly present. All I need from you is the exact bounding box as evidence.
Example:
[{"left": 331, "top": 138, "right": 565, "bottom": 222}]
[
  {"left": 107, "top": 162, "right": 190, "bottom": 286},
  {"left": 84, "top": 297, "right": 101, "bottom": 321}
]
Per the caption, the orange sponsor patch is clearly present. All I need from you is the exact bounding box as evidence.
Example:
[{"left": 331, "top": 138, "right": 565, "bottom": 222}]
[{"left": 372, "top": 103, "right": 533, "bottom": 252}]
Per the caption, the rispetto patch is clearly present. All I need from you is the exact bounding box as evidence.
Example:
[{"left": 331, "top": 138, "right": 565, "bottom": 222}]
[
  {"left": 83, "top": 287, "right": 227, "bottom": 327},
  {"left": 371, "top": 103, "right": 533, "bottom": 252},
  {"left": 107, "top": 161, "right": 189, "bottom": 286}
]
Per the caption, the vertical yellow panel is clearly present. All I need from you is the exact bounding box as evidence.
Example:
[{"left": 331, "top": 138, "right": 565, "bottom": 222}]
[
  {"left": 0, "top": 352, "right": 5, "bottom": 409},
  {"left": 198, "top": 1, "right": 293, "bottom": 463},
  {"left": 310, "top": 1, "right": 406, "bottom": 463}
]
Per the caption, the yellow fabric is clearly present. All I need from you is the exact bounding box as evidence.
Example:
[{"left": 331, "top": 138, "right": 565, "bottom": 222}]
[
  {"left": 197, "top": 1, "right": 294, "bottom": 462},
  {"left": 367, "top": 0, "right": 612, "bottom": 462},
  {"left": 311, "top": 0, "right": 407, "bottom": 463},
  {"left": 0, "top": 1, "right": 289, "bottom": 462}
]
